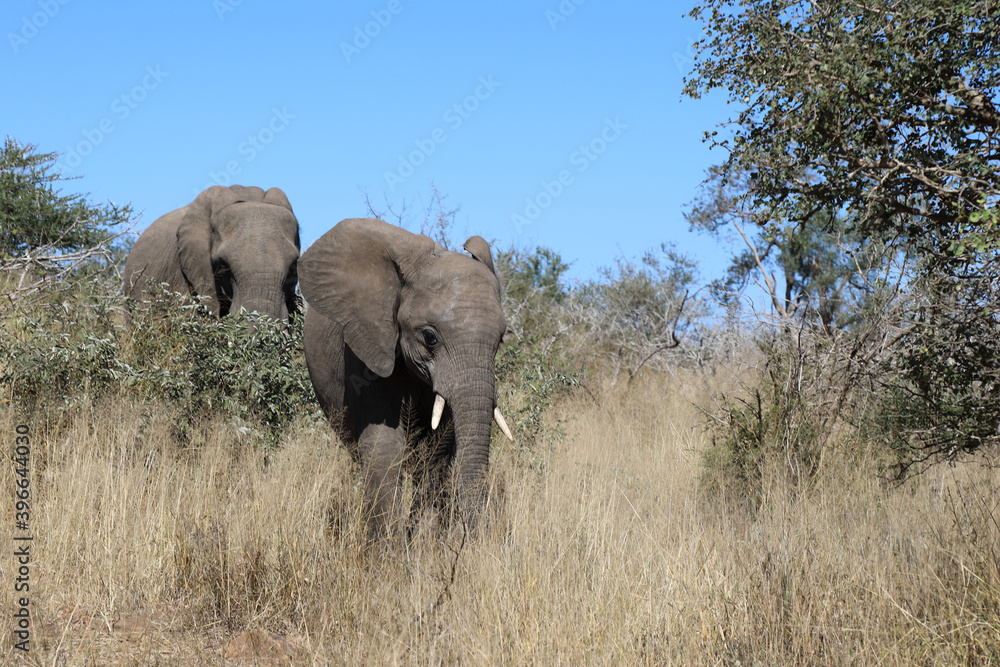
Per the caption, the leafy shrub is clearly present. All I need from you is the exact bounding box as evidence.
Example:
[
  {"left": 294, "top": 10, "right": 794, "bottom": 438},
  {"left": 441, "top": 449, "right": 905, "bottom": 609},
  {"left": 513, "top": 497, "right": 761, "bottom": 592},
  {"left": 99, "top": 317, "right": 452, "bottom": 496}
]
[
  {"left": 1, "top": 282, "right": 316, "bottom": 443},
  {"left": 702, "top": 332, "right": 840, "bottom": 508},
  {"left": 495, "top": 246, "right": 570, "bottom": 341},
  {"left": 495, "top": 333, "right": 577, "bottom": 468},
  {"left": 576, "top": 244, "right": 704, "bottom": 385},
  {"left": 872, "top": 272, "right": 1000, "bottom": 475}
]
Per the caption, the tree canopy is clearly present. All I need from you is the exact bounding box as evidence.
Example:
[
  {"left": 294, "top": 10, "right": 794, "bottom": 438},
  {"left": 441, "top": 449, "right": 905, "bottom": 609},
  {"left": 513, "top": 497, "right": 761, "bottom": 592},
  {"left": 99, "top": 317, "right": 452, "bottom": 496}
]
[
  {"left": 0, "top": 137, "right": 131, "bottom": 259},
  {"left": 0, "top": 137, "right": 133, "bottom": 305},
  {"left": 686, "top": 164, "right": 884, "bottom": 333},
  {"left": 684, "top": 0, "right": 1000, "bottom": 470},
  {"left": 683, "top": 0, "right": 1000, "bottom": 262}
]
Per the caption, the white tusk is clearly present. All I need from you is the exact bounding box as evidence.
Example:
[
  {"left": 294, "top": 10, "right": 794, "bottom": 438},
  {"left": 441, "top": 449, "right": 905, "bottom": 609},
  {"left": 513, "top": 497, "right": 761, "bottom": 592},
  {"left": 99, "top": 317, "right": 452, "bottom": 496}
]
[
  {"left": 431, "top": 394, "right": 446, "bottom": 430},
  {"left": 494, "top": 407, "right": 513, "bottom": 441}
]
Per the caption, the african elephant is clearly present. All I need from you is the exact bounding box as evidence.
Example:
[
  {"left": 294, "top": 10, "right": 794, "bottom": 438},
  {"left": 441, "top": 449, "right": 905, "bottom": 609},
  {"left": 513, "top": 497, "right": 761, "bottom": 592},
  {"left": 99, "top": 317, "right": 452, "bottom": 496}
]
[
  {"left": 123, "top": 185, "right": 301, "bottom": 321},
  {"left": 299, "top": 218, "right": 513, "bottom": 535}
]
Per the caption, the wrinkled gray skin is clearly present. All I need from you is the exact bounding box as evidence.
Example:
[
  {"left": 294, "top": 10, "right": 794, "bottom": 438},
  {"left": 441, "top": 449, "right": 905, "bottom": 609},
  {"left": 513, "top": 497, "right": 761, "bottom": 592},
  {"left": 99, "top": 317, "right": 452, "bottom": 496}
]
[
  {"left": 123, "top": 185, "right": 301, "bottom": 321},
  {"left": 300, "top": 218, "right": 506, "bottom": 536}
]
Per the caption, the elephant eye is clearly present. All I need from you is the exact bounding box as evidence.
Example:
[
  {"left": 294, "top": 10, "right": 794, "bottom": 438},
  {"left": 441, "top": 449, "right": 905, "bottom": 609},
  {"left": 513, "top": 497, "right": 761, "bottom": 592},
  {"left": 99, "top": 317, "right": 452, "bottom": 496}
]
[{"left": 421, "top": 328, "right": 439, "bottom": 348}]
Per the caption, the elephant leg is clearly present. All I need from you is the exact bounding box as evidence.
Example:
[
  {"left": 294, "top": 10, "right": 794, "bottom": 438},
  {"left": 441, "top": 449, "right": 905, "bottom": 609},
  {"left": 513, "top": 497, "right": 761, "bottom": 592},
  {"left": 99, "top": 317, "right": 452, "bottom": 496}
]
[{"left": 358, "top": 423, "right": 407, "bottom": 538}]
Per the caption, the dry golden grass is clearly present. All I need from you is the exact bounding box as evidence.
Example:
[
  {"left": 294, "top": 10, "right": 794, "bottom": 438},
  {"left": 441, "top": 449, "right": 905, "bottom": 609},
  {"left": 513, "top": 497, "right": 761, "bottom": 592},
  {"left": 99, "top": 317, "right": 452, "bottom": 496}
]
[{"left": 3, "top": 369, "right": 1000, "bottom": 665}]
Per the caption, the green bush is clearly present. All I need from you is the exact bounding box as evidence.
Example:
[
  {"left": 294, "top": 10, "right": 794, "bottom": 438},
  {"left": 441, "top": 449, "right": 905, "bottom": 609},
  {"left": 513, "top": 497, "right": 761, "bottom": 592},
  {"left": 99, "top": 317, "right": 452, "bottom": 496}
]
[
  {"left": 1, "top": 273, "right": 578, "bottom": 455},
  {"left": 495, "top": 333, "right": 577, "bottom": 469},
  {"left": 1, "top": 282, "right": 316, "bottom": 444},
  {"left": 702, "top": 334, "right": 833, "bottom": 508},
  {"left": 872, "top": 272, "right": 1000, "bottom": 475}
]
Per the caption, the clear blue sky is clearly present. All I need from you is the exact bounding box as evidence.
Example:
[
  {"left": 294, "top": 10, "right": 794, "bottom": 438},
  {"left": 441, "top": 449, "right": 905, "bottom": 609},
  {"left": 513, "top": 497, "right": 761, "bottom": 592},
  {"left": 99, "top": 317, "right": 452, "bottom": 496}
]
[{"left": 3, "top": 0, "right": 735, "bottom": 283}]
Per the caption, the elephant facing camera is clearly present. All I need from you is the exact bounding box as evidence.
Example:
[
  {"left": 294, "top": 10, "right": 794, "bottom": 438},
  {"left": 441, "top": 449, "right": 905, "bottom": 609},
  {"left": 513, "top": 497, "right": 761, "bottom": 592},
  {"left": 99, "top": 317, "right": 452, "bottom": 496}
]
[
  {"left": 300, "top": 218, "right": 514, "bottom": 538},
  {"left": 123, "top": 185, "right": 301, "bottom": 323}
]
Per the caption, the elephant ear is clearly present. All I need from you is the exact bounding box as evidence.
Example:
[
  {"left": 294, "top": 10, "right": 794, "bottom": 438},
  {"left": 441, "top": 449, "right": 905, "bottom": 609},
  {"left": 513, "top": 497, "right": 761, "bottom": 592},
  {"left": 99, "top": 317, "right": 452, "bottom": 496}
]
[
  {"left": 463, "top": 236, "right": 495, "bottom": 274},
  {"left": 263, "top": 187, "right": 301, "bottom": 248},
  {"left": 226, "top": 184, "right": 266, "bottom": 203},
  {"left": 300, "top": 218, "right": 436, "bottom": 378},
  {"left": 263, "top": 187, "right": 293, "bottom": 212},
  {"left": 176, "top": 186, "right": 237, "bottom": 313}
]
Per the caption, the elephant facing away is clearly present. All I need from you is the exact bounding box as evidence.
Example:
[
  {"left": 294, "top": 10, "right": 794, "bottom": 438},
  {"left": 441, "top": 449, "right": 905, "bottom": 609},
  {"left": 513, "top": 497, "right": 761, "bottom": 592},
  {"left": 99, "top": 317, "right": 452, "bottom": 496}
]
[
  {"left": 299, "top": 218, "right": 513, "bottom": 536},
  {"left": 123, "top": 185, "right": 301, "bottom": 321}
]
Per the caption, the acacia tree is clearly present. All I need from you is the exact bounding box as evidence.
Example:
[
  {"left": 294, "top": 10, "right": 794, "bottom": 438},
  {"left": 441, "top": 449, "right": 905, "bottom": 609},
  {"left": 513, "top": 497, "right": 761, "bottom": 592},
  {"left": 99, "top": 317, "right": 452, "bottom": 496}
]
[
  {"left": 0, "top": 137, "right": 132, "bottom": 301},
  {"left": 684, "top": 0, "right": 1000, "bottom": 468}
]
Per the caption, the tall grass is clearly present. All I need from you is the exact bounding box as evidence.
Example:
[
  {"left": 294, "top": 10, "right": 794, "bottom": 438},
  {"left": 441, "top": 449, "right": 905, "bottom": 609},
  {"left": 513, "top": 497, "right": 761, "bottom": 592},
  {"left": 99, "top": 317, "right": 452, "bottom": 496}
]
[{"left": 3, "top": 367, "right": 1000, "bottom": 664}]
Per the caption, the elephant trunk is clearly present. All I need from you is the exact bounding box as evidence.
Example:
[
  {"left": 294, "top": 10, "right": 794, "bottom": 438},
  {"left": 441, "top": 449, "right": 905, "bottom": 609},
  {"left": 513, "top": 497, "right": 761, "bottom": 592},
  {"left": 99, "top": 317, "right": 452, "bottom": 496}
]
[
  {"left": 442, "top": 346, "right": 498, "bottom": 525},
  {"left": 233, "top": 274, "right": 289, "bottom": 322}
]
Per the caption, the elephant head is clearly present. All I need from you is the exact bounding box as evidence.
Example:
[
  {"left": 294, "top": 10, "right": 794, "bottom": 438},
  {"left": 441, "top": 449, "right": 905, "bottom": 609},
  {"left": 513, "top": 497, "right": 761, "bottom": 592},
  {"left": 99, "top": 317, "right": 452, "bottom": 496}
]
[
  {"left": 299, "top": 218, "right": 511, "bottom": 524},
  {"left": 175, "top": 185, "right": 300, "bottom": 320}
]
